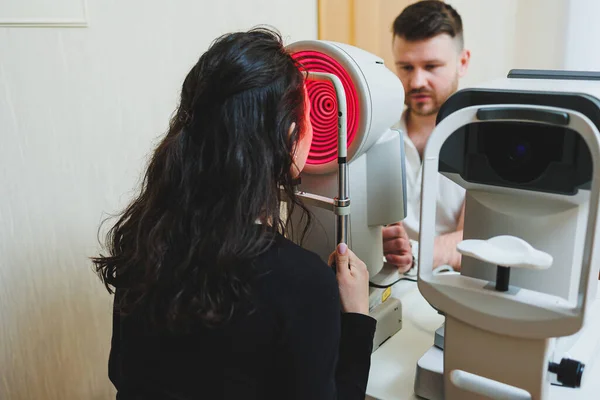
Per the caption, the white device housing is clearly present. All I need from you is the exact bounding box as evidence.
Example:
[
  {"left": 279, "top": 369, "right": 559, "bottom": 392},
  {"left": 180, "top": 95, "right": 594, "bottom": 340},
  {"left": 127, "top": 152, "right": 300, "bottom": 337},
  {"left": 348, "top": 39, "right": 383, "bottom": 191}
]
[
  {"left": 285, "top": 40, "right": 407, "bottom": 278},
  {"left": 416, "top": 70, "right": 600, "bottom": 400}
]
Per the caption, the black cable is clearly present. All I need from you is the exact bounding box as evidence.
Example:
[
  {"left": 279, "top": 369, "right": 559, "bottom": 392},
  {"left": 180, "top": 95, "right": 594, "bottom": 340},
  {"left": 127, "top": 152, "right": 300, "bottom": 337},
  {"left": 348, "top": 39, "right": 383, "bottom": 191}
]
[{"left": 369, "top": 276, "right": 418, "bottom": 288}]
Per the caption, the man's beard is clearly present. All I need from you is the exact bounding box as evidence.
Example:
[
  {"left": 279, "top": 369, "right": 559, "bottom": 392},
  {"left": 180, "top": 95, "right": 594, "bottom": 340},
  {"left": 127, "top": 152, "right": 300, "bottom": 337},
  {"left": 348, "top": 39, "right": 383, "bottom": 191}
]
[{"left": 406, "top": 74, "right": 459, "bottom": 117}]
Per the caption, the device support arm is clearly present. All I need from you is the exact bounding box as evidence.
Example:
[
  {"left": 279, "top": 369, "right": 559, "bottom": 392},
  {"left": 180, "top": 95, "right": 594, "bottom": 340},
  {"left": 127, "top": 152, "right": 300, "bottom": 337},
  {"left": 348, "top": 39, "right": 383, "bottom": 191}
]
[{"left": 306, "top": 71, "right": 350, "bottom": 245}]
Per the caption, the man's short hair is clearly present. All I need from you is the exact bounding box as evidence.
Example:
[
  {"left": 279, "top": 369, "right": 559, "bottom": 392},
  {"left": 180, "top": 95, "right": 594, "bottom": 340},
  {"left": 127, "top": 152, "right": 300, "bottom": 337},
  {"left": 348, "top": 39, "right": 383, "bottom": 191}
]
[{"left": 392, "top": 0, "right": 464, "bottom": 49}]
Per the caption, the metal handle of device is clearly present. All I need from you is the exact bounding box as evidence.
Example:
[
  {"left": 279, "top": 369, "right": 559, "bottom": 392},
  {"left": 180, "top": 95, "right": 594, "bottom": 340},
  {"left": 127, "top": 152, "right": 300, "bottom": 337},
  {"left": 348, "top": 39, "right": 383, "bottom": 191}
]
[{"left": 306, "top": 72, "right": 350, "bottom": 245}]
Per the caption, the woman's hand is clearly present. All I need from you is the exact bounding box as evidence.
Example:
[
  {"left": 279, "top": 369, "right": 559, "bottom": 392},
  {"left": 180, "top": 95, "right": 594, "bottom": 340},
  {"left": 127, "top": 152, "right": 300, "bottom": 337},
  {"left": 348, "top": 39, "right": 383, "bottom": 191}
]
[{"left": 328, "top": 243, "right": 370, "bottom": 315}]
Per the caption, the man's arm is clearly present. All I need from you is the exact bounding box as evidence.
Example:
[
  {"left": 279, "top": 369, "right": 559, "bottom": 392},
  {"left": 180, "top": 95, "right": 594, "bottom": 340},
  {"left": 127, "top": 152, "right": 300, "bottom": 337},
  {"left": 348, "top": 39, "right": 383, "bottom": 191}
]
[{"left": 433, "top": 200, "right": 465, "bottom": 270}]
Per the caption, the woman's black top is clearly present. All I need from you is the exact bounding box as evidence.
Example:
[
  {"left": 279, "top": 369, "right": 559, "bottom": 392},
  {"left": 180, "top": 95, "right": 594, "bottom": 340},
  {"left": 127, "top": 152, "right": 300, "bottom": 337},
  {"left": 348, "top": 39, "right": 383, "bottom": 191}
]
[{"left": 108, "top": 233, "right": 377, "bottom": 399}]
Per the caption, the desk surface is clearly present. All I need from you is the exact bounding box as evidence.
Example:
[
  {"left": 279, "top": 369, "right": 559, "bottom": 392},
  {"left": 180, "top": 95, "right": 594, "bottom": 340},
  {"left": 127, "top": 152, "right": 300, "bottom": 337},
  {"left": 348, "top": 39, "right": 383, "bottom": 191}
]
[{"left": 366, "top": 281, "right": 600, "bottom": 400}]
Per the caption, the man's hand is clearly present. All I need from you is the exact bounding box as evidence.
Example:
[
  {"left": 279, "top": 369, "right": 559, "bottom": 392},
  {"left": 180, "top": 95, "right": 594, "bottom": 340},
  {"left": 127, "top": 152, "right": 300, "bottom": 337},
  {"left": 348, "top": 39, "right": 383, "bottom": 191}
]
[{"left": 382, "top": 222, "right": 413, "bottom": 274}]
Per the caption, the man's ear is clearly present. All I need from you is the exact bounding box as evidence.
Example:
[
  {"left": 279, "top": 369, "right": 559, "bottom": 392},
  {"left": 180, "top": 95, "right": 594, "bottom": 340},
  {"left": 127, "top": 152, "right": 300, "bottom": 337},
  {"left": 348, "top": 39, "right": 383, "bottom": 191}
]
[{"left": 458, "top": 48, "right": 471, "bottom": 78}]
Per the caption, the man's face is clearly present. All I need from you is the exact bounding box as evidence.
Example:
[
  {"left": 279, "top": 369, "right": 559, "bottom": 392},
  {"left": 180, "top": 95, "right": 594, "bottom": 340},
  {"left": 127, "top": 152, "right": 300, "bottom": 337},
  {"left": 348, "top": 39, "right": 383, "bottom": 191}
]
[{"left": 392, "top": 33, "right": 469, "bottom": 117}]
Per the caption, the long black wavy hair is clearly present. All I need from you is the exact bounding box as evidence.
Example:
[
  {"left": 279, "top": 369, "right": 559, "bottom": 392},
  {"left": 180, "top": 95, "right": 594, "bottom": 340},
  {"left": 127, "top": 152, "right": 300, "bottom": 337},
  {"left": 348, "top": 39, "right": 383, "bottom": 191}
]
[{"left": 92, "top": 27, "right": 311, "bottom": 331}]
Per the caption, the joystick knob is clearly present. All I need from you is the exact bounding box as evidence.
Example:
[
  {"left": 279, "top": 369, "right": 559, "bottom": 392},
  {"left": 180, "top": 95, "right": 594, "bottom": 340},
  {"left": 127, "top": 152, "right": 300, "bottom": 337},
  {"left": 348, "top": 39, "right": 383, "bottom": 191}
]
[{"left": 548, "top": 358, "right": 585, "bottom": 388}]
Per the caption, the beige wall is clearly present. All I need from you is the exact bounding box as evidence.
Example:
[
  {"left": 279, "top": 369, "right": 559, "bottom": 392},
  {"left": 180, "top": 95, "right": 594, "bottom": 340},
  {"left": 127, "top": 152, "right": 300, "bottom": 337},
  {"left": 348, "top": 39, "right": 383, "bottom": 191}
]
[
  {"left": 318, "top": 0, "right": 418, "bottom": 69},
  {"left": 0, "top": 1, "right": 317, "bottom": 399},
  {"left": 448, "top": 0, "right": 569, "bottom": 89}
]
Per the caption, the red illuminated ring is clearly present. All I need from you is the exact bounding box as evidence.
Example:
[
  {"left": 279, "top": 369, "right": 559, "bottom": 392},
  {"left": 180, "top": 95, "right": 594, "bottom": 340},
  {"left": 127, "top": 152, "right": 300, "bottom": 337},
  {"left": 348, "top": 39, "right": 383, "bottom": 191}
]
[{"left": 292, "top": 50, "right": 360, "bottom": 165}]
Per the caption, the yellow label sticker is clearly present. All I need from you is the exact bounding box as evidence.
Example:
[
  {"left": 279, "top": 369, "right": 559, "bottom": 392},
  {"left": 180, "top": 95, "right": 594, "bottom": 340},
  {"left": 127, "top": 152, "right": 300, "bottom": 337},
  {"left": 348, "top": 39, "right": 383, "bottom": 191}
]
[{"left": 382, "top": 286, "right": 391, "bottom": 303}]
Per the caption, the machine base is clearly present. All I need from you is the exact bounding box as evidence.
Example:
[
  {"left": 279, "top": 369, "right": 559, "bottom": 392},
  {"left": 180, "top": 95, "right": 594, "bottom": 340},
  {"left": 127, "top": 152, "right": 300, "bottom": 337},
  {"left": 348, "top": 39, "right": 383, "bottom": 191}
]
[
  {"left": 370, "top": 296, "right": 402, "bottom": 352},
  {"left": 368, "top": 262, "right": 405, "bottom": 352},
  {"left": 414, "top": 310, "right": 600, "bottom": 400},
  {"left": 415, "top": 346, "right": 444, "bottom": 400}
]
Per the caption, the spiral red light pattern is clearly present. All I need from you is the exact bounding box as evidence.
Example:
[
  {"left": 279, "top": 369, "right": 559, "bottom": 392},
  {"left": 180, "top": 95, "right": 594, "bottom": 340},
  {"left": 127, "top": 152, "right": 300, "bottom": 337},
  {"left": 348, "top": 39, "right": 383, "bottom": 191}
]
[{"left": 292, "top": 50, "right": 360, "bottom": 165}]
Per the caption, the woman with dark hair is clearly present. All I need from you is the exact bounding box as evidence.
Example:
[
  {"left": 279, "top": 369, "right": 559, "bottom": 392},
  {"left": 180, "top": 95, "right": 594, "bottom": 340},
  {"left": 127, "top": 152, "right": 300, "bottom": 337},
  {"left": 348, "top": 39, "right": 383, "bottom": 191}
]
[{"left": 93, "top": 27, "right": 376, "bottom": 399}]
